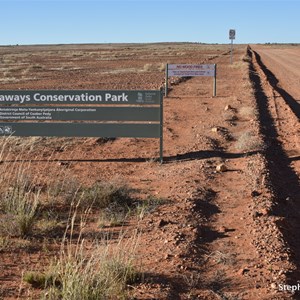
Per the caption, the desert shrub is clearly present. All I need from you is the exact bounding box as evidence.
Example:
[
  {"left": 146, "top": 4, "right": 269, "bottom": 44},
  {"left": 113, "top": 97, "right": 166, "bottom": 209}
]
[
  {"left": 143, "top": 63, "right": 155, "bottom": 72},
  {"left": 80, "top": 181, "right": 133, "bottom": 209},
  {"left": 98, "top": 204, "right": 129, "bottom": 228},
  {"left": 48, "top": 176, "right": 81, "bottom": 205},
  {"left": 235, "top": 131, "right": 264, "bottom": 153},
  {"left": 79, "top": 181, "right": 134, "bottom": 227},
  {"left": 36, "top": 232, "right": 140, "bottom": 300},
  {"left": 239, "top": 106, "right": 258, "bottom": 120},
  {"left": 231, "top": 61, "right": 244, "bottom": 69},
  {"left": 98, "top": 194, "right": 166, "bottom": 227},
  {"left": 135, "top": 195, "right": 166, "bottom": 220},
  {"left": 0, "top": 185, "right": 40, "bottom": 237},
  {"left": 35, "top": 210, "right": 64, "bottom": 236},
  {"left": 94, "top": 137, "right": 116, "bottom": 144},
  {"left": 158, "top": 63, "right": 165, "bottom": 72},
  {"left": 222, "top": 110, "right": 238, "bottom": 122},
  {"left": 242, "top": 81, "right": 254, "bottom": 90},
  {"left": 143, "top": 63, "right": 165, "bottom": 72},
  {"left": 31, "top": 64, "right": 43, "bottom": 70},
  {"left": 23, "top": 271, "right": 58, "bottom": 289},
  {"left": 242, "top": 53, "right": 251, "bottom": 63},
  {"left": 0, "top": 236, "right": 9, "bottom": 252}
]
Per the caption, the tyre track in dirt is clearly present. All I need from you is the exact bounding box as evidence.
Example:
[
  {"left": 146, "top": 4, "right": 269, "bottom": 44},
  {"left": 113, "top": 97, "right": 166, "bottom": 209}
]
[
  {"left": 249, "top": 46, "right": 300, "bottom": 298},
  {"left": 165, "top": 48, "right": 284, "bottom": 299},
  {"left": 132, "top": 47, "right": 276, "bottom": 299},
  {"left": 252, "top": 49, "right": 300, "bottom": 119}
]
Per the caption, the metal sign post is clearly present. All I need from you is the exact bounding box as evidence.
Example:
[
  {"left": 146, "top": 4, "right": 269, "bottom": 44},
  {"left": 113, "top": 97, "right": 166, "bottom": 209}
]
[
  {"left": 213, "top": 64, "right": 217, "bottom": 97},
  {"left": 165, "top": 64, "right": 168, "bottom": 97},
  {"left": 230, "top": 39, "right": 233, "bottom": 64},
  {"left": 159, "top": 90, "right": 163, "bottom": 163},
  {"left": 229, "top": 29, "right": 236, "bottom": 64}
]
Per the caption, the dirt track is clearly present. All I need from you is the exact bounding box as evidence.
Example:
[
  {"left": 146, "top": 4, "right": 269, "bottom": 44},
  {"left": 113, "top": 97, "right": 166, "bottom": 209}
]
[
  {"left": 252, "top": 46, "right": 300, "bottom": 103},
  {"left": 251, "top": 45, "right": 299, "bottom": 188},
  {"left": 249, "top": 45, "right": 300, "bottom": 299}
]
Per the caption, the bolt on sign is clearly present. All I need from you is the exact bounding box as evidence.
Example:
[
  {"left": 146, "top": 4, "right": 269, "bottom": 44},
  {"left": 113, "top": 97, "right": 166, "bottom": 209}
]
[
  {"left": 0, "top": 90, "right": 164, "bottom": 162},
  {"left": 165, "top": 64, "right": 217, "bottom": 97}
]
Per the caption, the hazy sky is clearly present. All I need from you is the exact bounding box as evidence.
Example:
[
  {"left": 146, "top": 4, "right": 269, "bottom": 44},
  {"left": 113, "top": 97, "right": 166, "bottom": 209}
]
[{"left": 1, "top": 0, "right": 299, "bottom": 45}]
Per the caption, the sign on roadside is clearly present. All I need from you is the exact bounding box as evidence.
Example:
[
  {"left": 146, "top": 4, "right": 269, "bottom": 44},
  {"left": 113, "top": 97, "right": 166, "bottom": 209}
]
[
  {"left": 229, "top": 29, "right": 236, "bottom": 40},
  {"left": 167, "top": 64, "right": 215, "bottom": 77},
  {"left": 0, "top": 90, "right": 164, "bottom": 162},
  {"left": 229, "top": 29, "right": 236, "bottom": 64},
  {"left": 165, "top": 64, "right": 217, "bottom": 97}
]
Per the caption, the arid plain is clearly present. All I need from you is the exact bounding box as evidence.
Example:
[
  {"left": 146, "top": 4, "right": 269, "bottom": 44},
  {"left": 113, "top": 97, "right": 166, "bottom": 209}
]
[{"left": 0, "top": 43, "right": 299, "bottom": 299}]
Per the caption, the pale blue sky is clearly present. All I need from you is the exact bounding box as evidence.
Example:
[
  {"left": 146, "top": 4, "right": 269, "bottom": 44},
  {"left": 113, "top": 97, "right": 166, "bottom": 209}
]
[{"left": 1, "top": 0, "right": 299, "bottom": 45}]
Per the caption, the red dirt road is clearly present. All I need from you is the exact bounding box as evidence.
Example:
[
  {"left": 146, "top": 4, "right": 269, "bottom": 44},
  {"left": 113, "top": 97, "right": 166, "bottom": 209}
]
[
  {"left": 252, "top": 45, "right": 300, "bottom": 102},
  {"left": 252, "top": 45, "right": 300, "bottom": 170},
  {"left": 249, "top": 45, "right": 300, "bottom": 299}
]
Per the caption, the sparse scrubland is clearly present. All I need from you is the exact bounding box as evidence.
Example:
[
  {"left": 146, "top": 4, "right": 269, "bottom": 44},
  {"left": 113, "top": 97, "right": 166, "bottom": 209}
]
[{"left": 0, "top": 43, "right": 299, "bottom": 299}]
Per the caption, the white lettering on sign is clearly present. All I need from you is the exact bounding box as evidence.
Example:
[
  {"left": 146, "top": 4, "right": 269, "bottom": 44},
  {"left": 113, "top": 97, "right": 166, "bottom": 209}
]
[
  {"left": 33, "top": 93, "right": 103, "bottom": 102},
  {"left": 0, "top": 93, "right": 130, "bottom": 103},
  {"left": 105, "top": 93, "right": 128, "bottom": 102},
  {"left": 0, "top": 94, "right": 30, "bottom": 104},
  {"left": 168, "top": 64, "right": 215, "bottom": 77}
]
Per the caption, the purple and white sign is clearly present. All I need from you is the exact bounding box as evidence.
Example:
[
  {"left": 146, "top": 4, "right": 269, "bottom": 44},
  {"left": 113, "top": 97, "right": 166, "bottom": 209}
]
[{"left": 167, "top": 64, "right": 215, "bottom": 77}]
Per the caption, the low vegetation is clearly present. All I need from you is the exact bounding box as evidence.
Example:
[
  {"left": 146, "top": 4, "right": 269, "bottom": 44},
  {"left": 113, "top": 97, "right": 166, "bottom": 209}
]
[
  {"left": 235, "top": 131, "right": 264, "bottom": 153},
  {"left": 239, "top": 106, "right": 258, "bottom": 120},
  {"left": 24, "top": 211, "right": 141, "bottom": 299},
  {"left": 143, "top": 63, "right": 165, "bottom": 72},
  {"left": 0, "top": 137, "right": 167, "bottom": 298},
  {"left": 0, "top": 172, "right": 41, "bottom": 237}
]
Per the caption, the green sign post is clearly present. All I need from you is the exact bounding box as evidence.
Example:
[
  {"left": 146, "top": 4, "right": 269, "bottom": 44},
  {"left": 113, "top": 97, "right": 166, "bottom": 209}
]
[{"left": 0, "top": 90, "right": 164, "bottom": 162}]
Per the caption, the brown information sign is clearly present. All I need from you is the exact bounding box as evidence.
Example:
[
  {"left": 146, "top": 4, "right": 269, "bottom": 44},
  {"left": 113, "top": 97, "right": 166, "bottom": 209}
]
[{"left": 0, "top": 90, "right": 164, "bottom": 162}]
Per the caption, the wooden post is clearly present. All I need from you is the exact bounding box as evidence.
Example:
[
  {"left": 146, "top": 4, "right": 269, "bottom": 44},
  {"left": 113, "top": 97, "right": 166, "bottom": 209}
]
[{"left": 159, "top": 90, "right": 163, "bottom": 163}]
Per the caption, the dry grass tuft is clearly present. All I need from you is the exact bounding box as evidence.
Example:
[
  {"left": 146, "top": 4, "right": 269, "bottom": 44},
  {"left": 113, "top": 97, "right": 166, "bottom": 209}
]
[
  {"left": 79, "top": 180, "right": 134, "bottom": 209},
  {"left": 0, "top": 168, "right": 41, "bottom": 237},
  {"left": 235, "top": 131, "right": 264, "bottom": 153},
  {"left": 239, "top": 106, "right": 258, "bottom": 120},
  {"left": 143, "top": 63, "right": 165, "bottom": 72},
  {"left": 25, "top": 210, "right": 141, "bottom": 299},
  {"left": 222, "top": 110, "right": 238, "bottom": 122},
  {"left": 242, "top": 53, "right": 251, "bottom": 63}
]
